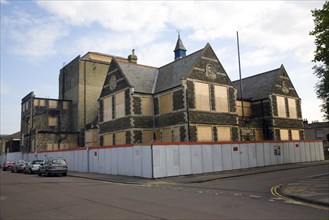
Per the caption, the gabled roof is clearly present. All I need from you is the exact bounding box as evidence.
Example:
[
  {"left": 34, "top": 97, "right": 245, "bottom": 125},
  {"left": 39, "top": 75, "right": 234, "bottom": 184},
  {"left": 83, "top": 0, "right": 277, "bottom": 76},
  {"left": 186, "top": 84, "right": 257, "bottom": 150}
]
[
  {"left": 232, "top": 67, "right": 280, "bottom": 101},
  {"left": 155, "top": 48, "right": 203, "bottom": 93},
  {"left": 116, "top": 61, "right": 158, "bottom": 94}
]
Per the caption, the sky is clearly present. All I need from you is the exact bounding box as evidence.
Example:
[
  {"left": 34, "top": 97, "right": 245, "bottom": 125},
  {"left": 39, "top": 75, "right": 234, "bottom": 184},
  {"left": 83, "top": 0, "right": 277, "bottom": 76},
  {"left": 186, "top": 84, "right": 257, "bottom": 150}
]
[{"left": 0, "top": 0, "right": 327, "bottom": 135}]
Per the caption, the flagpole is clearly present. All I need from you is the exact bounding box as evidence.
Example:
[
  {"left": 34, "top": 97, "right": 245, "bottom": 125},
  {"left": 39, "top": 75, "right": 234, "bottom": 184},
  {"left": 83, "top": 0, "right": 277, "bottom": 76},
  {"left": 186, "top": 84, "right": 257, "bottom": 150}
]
[{"left": 237, "top": 31, "right": 244, "bottom": 118}]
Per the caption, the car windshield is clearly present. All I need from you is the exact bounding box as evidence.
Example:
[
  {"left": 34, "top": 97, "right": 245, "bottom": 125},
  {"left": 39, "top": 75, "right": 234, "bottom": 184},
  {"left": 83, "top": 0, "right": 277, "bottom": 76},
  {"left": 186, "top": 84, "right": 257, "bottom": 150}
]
[
  {"left": 33, "top": 160, "right": 43, "bottom": 164},
  {"left": 51, "top": 159, "right": 66, "bottom": 164}
]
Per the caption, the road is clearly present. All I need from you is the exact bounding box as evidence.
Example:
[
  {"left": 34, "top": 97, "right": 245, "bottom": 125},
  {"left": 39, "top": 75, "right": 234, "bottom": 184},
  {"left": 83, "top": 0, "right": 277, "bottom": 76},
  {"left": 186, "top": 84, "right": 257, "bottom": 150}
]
[{"left": 1, "top": 164, "right": 328, "bottom": 219}]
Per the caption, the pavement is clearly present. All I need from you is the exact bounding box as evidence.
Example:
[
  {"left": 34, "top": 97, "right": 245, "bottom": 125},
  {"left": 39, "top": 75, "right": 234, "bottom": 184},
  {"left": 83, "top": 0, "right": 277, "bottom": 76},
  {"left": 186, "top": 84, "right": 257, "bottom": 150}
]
[{"left": 68, "top": 160, "right": 329, "bottom": 207}]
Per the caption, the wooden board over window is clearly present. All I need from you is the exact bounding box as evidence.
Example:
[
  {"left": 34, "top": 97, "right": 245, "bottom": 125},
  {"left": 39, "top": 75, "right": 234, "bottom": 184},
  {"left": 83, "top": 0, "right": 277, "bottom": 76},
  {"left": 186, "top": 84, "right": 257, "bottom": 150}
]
[
  {"left": 214, "top": 85, "right": 228, "bottom": 112},
  {"left": 217, "top": 127, "right": 231, "bottom": 141},
  {"left": 280, "top": 129, "right": 289, "bottom": 140},
  {"left": 159, "top": 93, "right": 172, "bottom": 115},
  {"left": 291, "top": 129, "right": 300, "bottom": 140},
  {"left": 115, "top": 131, "right": 125, "bottom": 145},
  {"left": 103, "top": 96, "right": 112, "bottom": 121},
  {"left": 48, "top": 116, "right": 57, "bottom": 126},
  {"left": 162, "top": 128, "right": 172, "bottom": 142},
  {"left": 39, "top": 99, "right": 46, "bottom": 107},
  {"left": 34, "top": 99, "right": 38, "bottom": 107},
  {"left": 115, "top": 91, "right": 125, "bottom": 118},
  {"left": 288, "top": 98, "right": 297, "bottom": 119},
  {"left": 236, "top": 101, "right": 252, "bottom": 117},
  {"left": 142, "top": 97, "right": 153, "bottom": 116},
  {"left": 276, "top": 96, "right": 286, "bottom": 118},
  {"left": 255, "top": 129, "right": 263, "bottom": 141},
  {"left": 143, "top": 130, "right": 154, "bottom": 145},
  {"left": 195, "top": 82, "right": 210, "bottom": 111},
  {"left": 48, "top": 100, "right": 57, "bottom": 109},
  {"left": 197, "top": 125, "right": 212, "bottom": 142},
  {"left": 103, "top": 133, "right": 113, "bottom": 146},
  {"left": 173, "top": 126, "right": 180, "bottom": 142},
  {"left": 47, "top": 143, "right": 53, "bottom": 151},
  {"left": 62, "top": 101, "right": 69, "bottom": 110}
]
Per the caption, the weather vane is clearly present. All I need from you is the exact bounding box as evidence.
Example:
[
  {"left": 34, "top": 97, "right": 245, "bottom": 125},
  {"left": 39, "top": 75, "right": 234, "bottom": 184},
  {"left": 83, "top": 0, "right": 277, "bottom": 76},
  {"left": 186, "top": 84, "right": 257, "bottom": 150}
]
[{"left": 176, "top": 27, "right": 181, "bottom": 36}]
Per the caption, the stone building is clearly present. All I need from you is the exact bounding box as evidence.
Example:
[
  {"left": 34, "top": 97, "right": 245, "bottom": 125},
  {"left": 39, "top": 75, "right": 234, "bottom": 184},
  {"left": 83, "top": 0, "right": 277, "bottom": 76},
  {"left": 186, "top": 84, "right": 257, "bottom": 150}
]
[
  {"left": 58, "top": 52, "right": 127, "bottom": 146},
  {"left": 21, "top": 35, "right": 305, "bottom": 151},
  {"left": 303, "top": 120, "right": 329, "bottom": 156},
  {"left": 99, "top": 37, "right": 242, "bottom": 146},
  {"left": 233, "top": 65, "right": 304, "bottom": 141},
  {"left": 20, "top": 92, "right": 77, "bottom": 152}
]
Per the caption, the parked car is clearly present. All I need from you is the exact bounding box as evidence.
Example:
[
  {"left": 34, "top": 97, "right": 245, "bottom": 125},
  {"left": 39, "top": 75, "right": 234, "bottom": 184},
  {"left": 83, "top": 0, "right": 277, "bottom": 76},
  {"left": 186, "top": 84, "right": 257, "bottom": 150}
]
[
  {"left": 11, "top": 160, "right": 28, "bottom": 173},
  {"left": 38, "top": 158, "right": 68, "bottom": 177},
  {"left": 24, "top": 160, "right": 44, "bottom": 174},
  {"left": 2, "top": 161, "right": 15, "bottom": 171}
]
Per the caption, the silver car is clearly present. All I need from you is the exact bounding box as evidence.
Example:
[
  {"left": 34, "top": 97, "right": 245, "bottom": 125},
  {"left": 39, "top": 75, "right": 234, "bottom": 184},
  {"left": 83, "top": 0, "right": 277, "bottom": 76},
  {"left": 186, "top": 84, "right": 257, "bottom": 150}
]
[
  {"left": 38, "top": 158, "right": 68, "bottom": 177},
  {"left": 24, "top": 160, "right": 44, "bottom": 174}
]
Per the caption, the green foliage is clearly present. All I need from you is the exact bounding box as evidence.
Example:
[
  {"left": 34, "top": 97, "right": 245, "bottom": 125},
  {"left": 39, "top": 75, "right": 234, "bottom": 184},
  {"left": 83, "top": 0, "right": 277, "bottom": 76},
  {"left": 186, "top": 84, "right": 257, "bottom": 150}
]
[{"left": 310, "top": 1, "right": 329, "bottom": 120}]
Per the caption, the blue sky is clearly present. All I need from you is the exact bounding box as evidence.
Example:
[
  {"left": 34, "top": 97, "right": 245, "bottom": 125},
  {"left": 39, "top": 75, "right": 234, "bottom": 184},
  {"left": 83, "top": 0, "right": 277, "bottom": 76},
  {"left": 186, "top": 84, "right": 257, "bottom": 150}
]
[{"left": 0, "top": 0, "right": 326, "bottom": 135}]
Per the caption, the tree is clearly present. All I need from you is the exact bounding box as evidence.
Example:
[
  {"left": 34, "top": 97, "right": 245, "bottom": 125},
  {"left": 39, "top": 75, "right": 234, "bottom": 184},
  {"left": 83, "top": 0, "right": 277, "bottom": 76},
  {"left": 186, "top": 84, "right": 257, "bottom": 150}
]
[{"left": 310, "top": 1, "right": 329, "bottom": 120}]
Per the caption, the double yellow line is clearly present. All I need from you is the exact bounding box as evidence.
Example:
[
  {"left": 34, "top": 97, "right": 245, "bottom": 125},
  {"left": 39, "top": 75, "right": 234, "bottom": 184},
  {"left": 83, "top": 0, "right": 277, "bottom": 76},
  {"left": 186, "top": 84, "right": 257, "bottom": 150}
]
[{"left": 271, "top": 185, "right": 329, "bottom": 211}]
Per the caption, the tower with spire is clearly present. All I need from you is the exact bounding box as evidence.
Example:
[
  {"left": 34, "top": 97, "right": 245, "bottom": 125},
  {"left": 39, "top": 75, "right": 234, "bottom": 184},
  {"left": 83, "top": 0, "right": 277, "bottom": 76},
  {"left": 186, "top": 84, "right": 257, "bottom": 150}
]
[{"left": 174, "top": 33, "right": 187, "bottom": 60}]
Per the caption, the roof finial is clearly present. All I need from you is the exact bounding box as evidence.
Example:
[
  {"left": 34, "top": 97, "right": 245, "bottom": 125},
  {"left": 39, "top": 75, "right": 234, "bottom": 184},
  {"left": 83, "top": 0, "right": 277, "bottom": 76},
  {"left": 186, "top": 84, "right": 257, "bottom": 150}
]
[{"left": 176, "top": 28, "right": 181, "bottom": 38}]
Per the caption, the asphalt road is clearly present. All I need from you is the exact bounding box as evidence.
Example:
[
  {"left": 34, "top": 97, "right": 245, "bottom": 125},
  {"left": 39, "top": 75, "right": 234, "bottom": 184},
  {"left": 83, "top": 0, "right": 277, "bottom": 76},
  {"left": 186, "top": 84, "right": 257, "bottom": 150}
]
[{"left": 1, "top": 165, "right": 328, "bottom": 220}]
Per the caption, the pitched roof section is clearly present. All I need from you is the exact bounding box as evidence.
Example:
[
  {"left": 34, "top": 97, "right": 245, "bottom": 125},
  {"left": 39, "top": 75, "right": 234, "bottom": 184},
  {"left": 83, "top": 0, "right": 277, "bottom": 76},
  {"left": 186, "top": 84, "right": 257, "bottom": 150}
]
[
  {"left": 116, "top": 61, "right": 158, "bottom": 94},
  {"left": 155, "top": 49, "right": 203, "bottom": 93},
  {"left": 232, "top": 67, "right": 280, "bottom": 101}
]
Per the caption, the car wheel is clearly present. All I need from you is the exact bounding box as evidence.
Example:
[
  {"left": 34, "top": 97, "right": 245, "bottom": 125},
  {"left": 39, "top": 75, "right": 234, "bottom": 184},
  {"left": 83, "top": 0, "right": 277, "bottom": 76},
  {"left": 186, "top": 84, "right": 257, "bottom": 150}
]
[
  {"left": 38, "top": 171, "right": 42, "bottom": 176},
  {"left": 11, "top": 169, "right": 14, "bottom": 173},
  {"left": 45, "top": 170, "right": 49, "bottom": 177},
  {"left": 28, "top": 169, "right": 32, "bottom": 175},
  {"left": 63, "top": 173, "right": 67, "bottom": 176}
]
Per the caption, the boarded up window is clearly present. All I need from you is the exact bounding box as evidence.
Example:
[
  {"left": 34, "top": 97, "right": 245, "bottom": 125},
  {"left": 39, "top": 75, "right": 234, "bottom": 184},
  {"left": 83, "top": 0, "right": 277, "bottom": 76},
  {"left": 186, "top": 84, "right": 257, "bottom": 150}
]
[
  {"left": 195, "top": 82, "right": 210, "bottom": 111},
  {"left": 255, "top": 129, "right": 263, "bottom": 141},
  {"left": 115, "top": 91, "right": 125, "bottom": 118},
  {"left": 143, "top": 130, "right": 154, "bottom": 145},
  {"left": 214, "top": 85, "right": 228, "bottom": 112},
  {"left": 48, "top": 100, "right": 57, "bottom": 109},
  {"left": 34, "top": 99, "right": 38, "bottom": 107},
  {"left": 115, "top": 131, "right": 126, "bottom": 145},
  {"left": 280, "top": 129, "right": 289, "bottom": 140},
  {"left": 236, "top": 101, "right": 252, "bottom": 117},
  {"left": 173, "top": 126, "right": 180, "bottom": 142},
  {"left": 103, "top": 133, "right": 113, "bottom": 146},
  {"left": 103, "top": 96, "right": 112, "bottom": 121},
  {"left": 141, "top": 97, "right": 153, "bottom": 116},
  {"left": 217, "top": 127, "right": 231, "bottom": 141},
  {"left": 288, "top": 98, "right": 297, "bottom": 119},
  {"left": 276, "top": 96, "right": 286, "bottom": 118},
  {"left": 62, "top": 101, "right": 69, "bottom": 110},
  {"left": 39, "top": 99, "right": 46, "bottom": 107},
  {"left": 47, "top": 143, "right": 53, "bottom": 151},
  {"left": 162, "top": 128, "right": 172, "bottom": 142},
  {"left": 291, "top": 129, "right": 300, "bottom": 140},
  {"left": 48, "top": 116, "right": 57, "bottom": 126},
  {"left": 85, "top": 130, "right": 93, "bottom": 147},
  {"left": 159, "top": 93, "right": 172, "bottom": 115},
  {"left": 197, "top": 125, "right": 212, "bottom": 142}
]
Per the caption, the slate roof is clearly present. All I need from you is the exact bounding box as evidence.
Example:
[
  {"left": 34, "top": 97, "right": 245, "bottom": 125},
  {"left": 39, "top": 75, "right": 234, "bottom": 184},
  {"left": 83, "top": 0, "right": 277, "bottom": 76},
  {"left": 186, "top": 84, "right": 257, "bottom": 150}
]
[
  {"left": 232, "top": 68, "right": 280, "bottom": 101},
  {"left": 116, "top": 61, "right": 158, "bottom": 94},
  {"left": 155, "top": 49, "right": 203, "bottom": 93}
]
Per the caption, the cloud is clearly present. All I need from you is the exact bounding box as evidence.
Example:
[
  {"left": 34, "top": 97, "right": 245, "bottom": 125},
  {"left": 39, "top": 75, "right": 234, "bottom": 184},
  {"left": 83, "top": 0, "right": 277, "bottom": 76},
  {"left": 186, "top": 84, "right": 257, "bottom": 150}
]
[{"left": 2, "top": 10, "right": 68, "bottom": 61}]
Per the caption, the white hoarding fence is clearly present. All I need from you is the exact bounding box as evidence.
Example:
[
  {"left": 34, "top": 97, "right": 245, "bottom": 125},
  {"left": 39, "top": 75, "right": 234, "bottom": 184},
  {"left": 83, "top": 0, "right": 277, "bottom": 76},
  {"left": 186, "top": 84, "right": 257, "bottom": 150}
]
[
  {"left": 151, "top": 140, "right": 325, "bottom": 178},
  {"left": 1, "top": 140, "right": 324, "bottom": 179}
]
